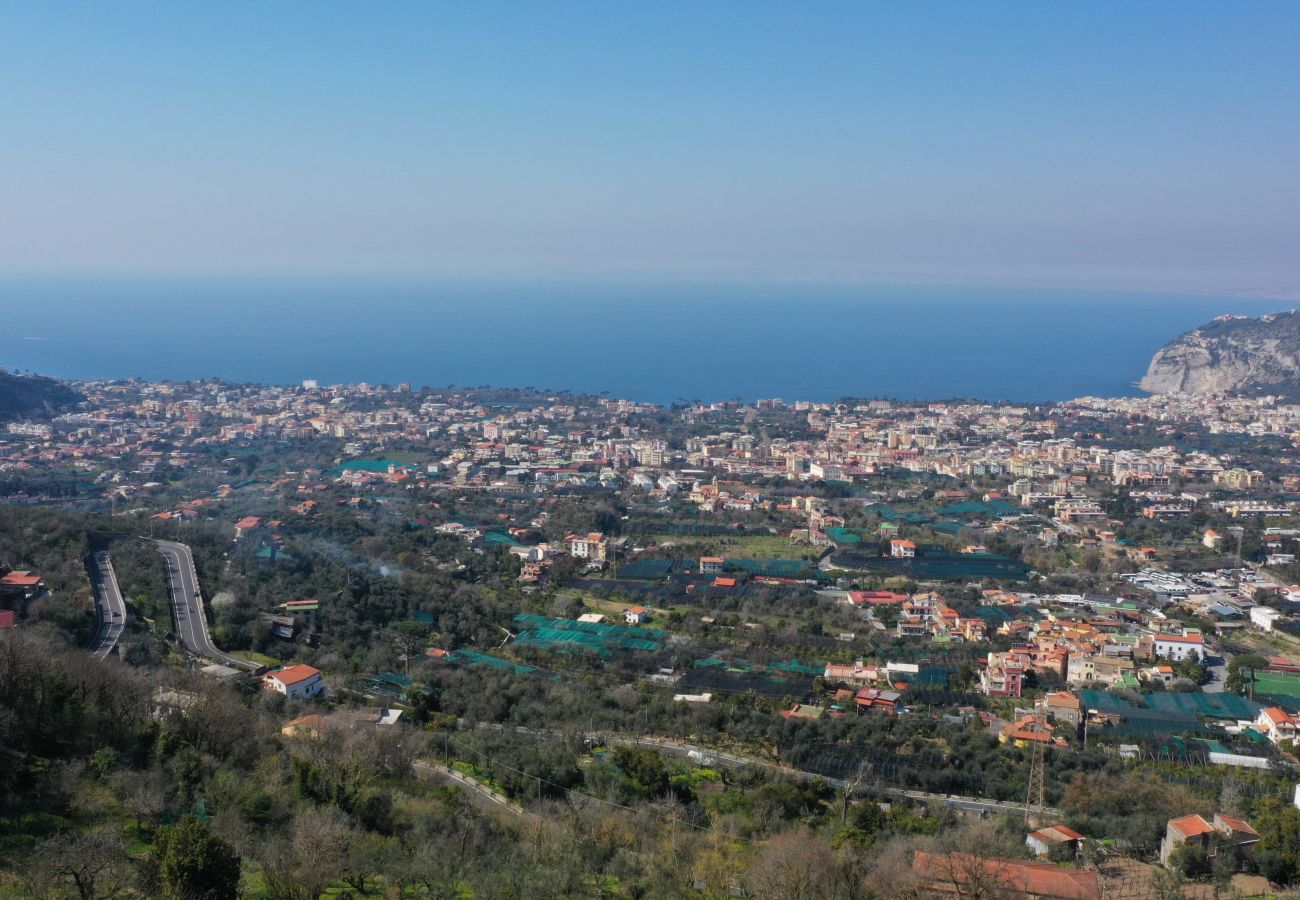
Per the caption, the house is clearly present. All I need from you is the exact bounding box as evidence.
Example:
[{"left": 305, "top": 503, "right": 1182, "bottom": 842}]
[
  {"left": 262, "top": 663, "right": 324, "bottom": 700},
  {"left": 1153, "top": 632, "right": 1205, "bottom": 662},
  {"left": 854, "top": 687, "right": 902, "bottom": 714},
  {"left": 1036, "top": 692, "right": 1083, "bottom": 727},
  {"left": 281, "top": 713, "right": 329, "bottom": 738},
  {"left": 234, "top": 516, "right": 262, "bottom": 538},
  {"left": 0, "top": 570, "right": 44, "bottom": 601},
  {"left": 913, "top": 850, "right": 1099, "bottom": 899},
  {"left": 1026, "top": 824, "right": 1084, "bottom": 858},
  {"left": 824, "top": 661, "right": 880, "bottom": 686},
  {"left": 980, "top": 651, "right": 1024, "bottom": 698},
  {"left": 565, "top": 532, "right": 608, "bottom": 563},
  {"left": 1251, "top": 606, "right": 1282, "bottom": 632},
  {"left": 890, "top": 539, "right": 917, "bottom": 558},
  {"left": 1067, "top": 653, "right": 1135, "bottom": 688},
  {"left": 1159, "top": 813, "right": 1259, "bottom": 867},
  {"left": 1203, "top": 529, "right": 1224, "bottom": 550},
  {"left": 1000, "top": 715, "right": 1056, "bottom": 747},
  {"left": 698, "top": 556, "right": 724, "bottom": 574},
  {"left": 1256, "top": 707, "right": 1297, "bottom": 745},
  {"left": 780, "top": 703, "right": 824, "bottom": 720},
  {"left": 624, "top": 606, "right": 650, "bottom": 625}
]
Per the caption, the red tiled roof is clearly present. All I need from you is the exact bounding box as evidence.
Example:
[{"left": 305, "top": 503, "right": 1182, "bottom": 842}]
[
  {"left": 1168, "top": 815, "right": 1214, "bottom": 839},
  {"left": 268, "top": 664, "right": 320, "bottom": 686},
  {"left": 914, "top": 851, "right": 1099, "bottom": 900},
  {"left": 0, "top": 571, "right": 41, "bottom": 586}
]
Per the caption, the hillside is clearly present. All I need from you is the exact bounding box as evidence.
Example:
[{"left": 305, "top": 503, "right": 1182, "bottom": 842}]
[
  {"left": 0, "top": 369, "right": 83, "bottom": 421},
  {"left": 1140, "top": 310, "right": 1300, "bottom": 396}
]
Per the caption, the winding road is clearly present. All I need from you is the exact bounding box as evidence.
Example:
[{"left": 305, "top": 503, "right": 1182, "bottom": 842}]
[
  {"left": 155, "top": 539, "right": 257, "bottom": 670},
  {"left": 85, "top": 550, "right": 127, "bottom": 660}
]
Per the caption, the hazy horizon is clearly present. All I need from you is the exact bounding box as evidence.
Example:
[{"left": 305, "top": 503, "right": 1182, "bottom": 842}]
[{"left": 3, "top": 3, "right": 1298, "bottom": 297}]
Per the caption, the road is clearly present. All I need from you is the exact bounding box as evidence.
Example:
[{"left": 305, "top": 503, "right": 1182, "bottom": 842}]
[
  {"left": 458, "top": 721, "right": 1058, "bottom": 819},
  {"left": 413, "top": 760, "right": 527, "bottom": 818},
  {"left": 154, "top": 539, "right": 257, "bottom": 670},
  {"left": 85, "top": 551, "right": 127, "bottom": 660}
]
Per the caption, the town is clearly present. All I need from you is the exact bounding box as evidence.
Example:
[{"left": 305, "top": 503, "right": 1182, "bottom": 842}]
[{"left": 3, "top": 374, "right": 1300, "bottom": 898}]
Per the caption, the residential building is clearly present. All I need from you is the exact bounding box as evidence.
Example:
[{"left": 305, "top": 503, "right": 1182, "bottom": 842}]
[
  {"left": 1159, "top": 813, "right": 1259, "bottom": 867},
  {"left": 263, "top": 664, "right": 324, "bottom": 700}
]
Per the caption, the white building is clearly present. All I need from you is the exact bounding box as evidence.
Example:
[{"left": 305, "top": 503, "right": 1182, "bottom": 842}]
[
  {"left": 1153, "top": 633, "right": 1205, "bottom": 662},
  {"left": 263, "top": 664, "right": 324, "bottom": 700},
  {"left": 1251, "top": 606, "right": 1282, "bottom": 632}
]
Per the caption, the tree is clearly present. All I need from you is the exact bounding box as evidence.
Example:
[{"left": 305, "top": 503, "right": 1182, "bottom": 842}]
[
  {"left": 152, "top": 814, "right": 242, "bottom": 900},
  {"left": 111, "top": 767, "right": 168, "bottom": 837},
  {"left": 27, "top": 829, "right": 130, "bottom": 900},
  {"left": 744, "top": 827, "right": 841, "bottom": 900},
  {"left": 839, "top": 759, "right": 874, "bottom": 825}
]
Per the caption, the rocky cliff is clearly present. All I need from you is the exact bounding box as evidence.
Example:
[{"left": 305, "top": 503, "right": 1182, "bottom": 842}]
[
  {"left": 0, "top": 370, "right": 83, "bottom": 421},
  {"left": 1140, "top": 311, "right": 1300, "bottom": 396}
]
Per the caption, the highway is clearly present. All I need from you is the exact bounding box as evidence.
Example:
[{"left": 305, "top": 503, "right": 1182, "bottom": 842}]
[
  {"left": 85, "top": 551, "right": 127, "bottom": 660},
  {"left": 154, "top": 539, "right": 257, "bottom": 671}
]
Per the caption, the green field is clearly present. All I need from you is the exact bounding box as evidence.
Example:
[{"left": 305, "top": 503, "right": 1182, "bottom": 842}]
[{"left": 1254, "top": 671, "right": 1300, "bottom": 701}]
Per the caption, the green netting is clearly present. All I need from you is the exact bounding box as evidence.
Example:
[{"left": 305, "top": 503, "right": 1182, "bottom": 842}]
[
  {"left": 511, "top": 613, "right": 666, "bottom": 656},
  {"left": 940, "top": 500, "right": 1025, "bottom": 519},
  {"left": 351, "top": 671, "right": 412, "bottom": 700},
  {"left": 449, "top": 649, "right": 538, "bottom": 674},
  {"left": 1078, "top": 690, "right": 1261, "bottom": 736},
  {"left": 329, "top": 458, "right": 405, "bottom": 475},
  {"left": 827, "top": 528, "right": 863, "bottom": 544},
  {"left": 694, "top": 654, "right": 825, "bottom": 676},
  {"left": 724, "top": 559, "right": 817, "bottom": 578},
  {"left": 617, "top": 559, "right": 693, "bottom": 579},
  {"left": 904, "top": 666, "right": 954, "bottom": 687}
]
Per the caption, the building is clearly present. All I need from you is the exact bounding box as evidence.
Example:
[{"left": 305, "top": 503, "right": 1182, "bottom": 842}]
[
  {"left": 624, "top": 606, "right": 650, "bottom": 625},
  {"left": 698, "top": 556, "right": 724, "bottom": 574},
  {"left": 890, "top": 539, "right": 917, "bottom": 558},
  {"left": 0, "top": 570, "right": 44, "bottom": 601},
  {"left": 1256, "top": 707, "right": 1297, "bottom": 745},
  {"left": 1251, "top": 606, "right": 1282, "bottom": 632},
  {"left": 263, "top": 664, "right": 324, "bottom": 700},
  {"left": 1153, "top": 632, "right": 1205, "bottom": 662},
  {"left": 980, "top": 651, "right": 1025, "bottom": 698},
  {"left": 1159, "top": 813, "right": 1259, "bottom": 867},
  {"left": 1036, "top": 691, "right": 1083, "bottom": 727},
  {"left": 565, "top": 532, "right": 608, "bottom": 563},
  {"left": 913, "top": 851, "right": 1099, "bottom": 900},
  {"left": 1066, "top": 654, "right": 1135, "bottom": 688},
  {"left": 1026, "top": 824, "right": 1084, "bottom": 858}
]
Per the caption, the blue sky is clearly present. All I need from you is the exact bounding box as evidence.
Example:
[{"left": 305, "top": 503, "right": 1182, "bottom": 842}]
[{"left": 1, "top": 2, "right": 1297, "bottom": 294}]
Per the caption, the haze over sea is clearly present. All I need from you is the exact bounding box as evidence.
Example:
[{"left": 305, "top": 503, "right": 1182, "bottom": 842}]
[{"left": 0, "top": 278, "right": 1287, "bottom": 405}]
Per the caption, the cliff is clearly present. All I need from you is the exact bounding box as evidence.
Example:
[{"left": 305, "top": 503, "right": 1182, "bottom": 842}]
[
  {"left": 0, "top": 369, "right": 83, "bottom": 421},
  {"left": 1140, "top": 311, "right": 1300, "bottom": 397}
]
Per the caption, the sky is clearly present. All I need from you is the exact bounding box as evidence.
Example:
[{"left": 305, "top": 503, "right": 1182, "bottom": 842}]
[{"left": 1, "top": 2, "right": 1298, "bottom": 295}]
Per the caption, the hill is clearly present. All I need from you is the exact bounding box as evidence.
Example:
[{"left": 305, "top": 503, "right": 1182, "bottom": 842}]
[
  {"left": 1140, "top": 310, "right": 1300, "bottom": 396},
  {"left": 0, "top": 368, "right": 83, "bottom": 420}
]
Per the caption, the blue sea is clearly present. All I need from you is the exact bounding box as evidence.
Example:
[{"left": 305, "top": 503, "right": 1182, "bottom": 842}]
[{"left": 0, "top": 277, "right": 1287, "bottom": 404}]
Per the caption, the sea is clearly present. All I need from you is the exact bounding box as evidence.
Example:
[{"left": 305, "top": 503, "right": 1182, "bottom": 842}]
[{"left": 0, "top": 277, "right": 1288, "bottom": 405}]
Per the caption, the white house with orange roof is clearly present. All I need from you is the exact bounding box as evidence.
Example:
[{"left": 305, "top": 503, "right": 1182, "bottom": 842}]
[
  {"left": 890, "top": 539, "right": 916, "bottom": 558},
  {"left": 263, "top": 664, "right": 324, "bottom": 700},
  {"left": 1256, "top": 707, "right": 1297, "bottom": 745},
  {"left": 1152, "top": 632, "right": 1205, "bottom": 662}
]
